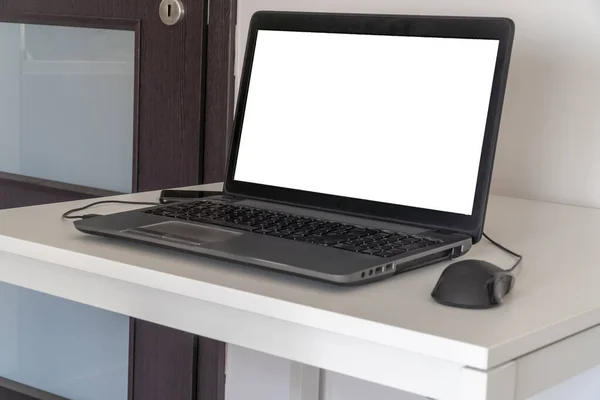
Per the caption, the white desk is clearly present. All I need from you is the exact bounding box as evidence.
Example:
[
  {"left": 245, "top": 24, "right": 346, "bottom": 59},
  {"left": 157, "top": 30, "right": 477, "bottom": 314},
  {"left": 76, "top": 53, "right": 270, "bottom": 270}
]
[{"left": 1, "top": 183, "right": 599, "bottom": 400}]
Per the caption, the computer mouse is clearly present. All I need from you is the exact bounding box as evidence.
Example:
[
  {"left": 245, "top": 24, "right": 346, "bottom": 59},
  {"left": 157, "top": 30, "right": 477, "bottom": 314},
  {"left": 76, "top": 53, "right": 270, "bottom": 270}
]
[{"left": 431, "top": 259, "right": 515, "bottom": 309}]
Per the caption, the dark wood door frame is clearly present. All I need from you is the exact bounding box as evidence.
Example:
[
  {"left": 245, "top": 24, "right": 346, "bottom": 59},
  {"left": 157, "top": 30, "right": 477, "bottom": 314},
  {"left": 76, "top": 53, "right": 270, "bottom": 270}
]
[
  {"left": 0, "top": 171, "right": 119, "bottom": 209},
  {"left": 129, "top": 320, "right": 199, "bottom": 400},
  {"left": 0, "top": 376, "right": 67, "bottom": 400},
  {"left": 203, "top": 0, "right": 237, "bottom": 184}
]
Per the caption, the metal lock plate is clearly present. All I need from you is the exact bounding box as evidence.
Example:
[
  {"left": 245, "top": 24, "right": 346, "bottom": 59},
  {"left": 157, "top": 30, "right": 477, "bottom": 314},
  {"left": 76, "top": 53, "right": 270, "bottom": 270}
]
[{"left": 159, "top": 0, "right": 184, "bottom": 26}]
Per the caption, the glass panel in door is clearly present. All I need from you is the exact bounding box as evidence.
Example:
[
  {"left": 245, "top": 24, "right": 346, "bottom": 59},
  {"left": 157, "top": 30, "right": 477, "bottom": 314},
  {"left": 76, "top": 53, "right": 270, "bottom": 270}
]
[{"left": 0, "top": 23, "right": 135, "bottom": 193}]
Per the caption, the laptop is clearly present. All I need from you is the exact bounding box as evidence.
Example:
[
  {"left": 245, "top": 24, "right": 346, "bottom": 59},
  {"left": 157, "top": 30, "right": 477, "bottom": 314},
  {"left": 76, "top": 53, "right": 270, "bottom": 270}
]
[{"left": 75, "top": 11, "right": 514, "bottom": 285}]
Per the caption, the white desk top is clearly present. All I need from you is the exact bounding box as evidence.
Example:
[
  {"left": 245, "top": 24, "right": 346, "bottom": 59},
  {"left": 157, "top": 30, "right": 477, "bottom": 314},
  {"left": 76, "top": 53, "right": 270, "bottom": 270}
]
[{"left": 0, "top": 184, "right": 598, "bottom": 376}]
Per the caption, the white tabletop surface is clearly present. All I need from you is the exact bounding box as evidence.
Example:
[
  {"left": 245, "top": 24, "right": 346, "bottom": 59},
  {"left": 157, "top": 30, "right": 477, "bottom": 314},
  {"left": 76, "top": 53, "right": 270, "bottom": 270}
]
[{"left": 0, "top": 183, "right": 599, "bottom": 372}]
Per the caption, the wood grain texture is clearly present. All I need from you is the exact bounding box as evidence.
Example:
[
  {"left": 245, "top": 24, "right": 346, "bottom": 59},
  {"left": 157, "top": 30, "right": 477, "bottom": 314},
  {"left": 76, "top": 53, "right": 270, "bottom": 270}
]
[
  {"left": 0, "top": 376, "right": 67, "bottom": 400},
  {"left": 197, "top": 337, "right": 227, "bottom": 400},
  {"left": 0, "top": 173, "right": 116, "bottom": 209},
  {"left": 131, "top": 319, "right": 198, "bottom": 400},
  {"left": 0, "top": 13, "right": 137, "bottom": 30},
  {"left": 136, "top": 0, "right": 206, "bottom": 191},
  {"left": 0, "top": 387, "right": 38, "bottom": 400},
  {"left": 128, "top": 318, "right": 136, "bottom": 400},
  {"left": 203, "top": 0, "right": 237, "bottom": 183}
]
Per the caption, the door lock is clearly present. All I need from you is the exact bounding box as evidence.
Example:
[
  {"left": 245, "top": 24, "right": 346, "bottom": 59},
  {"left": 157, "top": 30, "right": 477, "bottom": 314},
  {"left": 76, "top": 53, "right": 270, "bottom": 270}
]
[{"left": 159, "top": 0, "right": 184, "bottom": 26}]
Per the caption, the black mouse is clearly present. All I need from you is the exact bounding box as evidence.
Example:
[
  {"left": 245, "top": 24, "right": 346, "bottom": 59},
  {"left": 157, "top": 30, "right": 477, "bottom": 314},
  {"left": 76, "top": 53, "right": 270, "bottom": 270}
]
[{"left": 431, "top": 259, "right": 515, "bottom": 309}]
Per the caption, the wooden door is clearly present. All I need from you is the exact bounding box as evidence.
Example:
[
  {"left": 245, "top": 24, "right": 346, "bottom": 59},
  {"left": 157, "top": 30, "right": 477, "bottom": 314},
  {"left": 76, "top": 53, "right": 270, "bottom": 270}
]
[
  {"left": 0, "top": 0, "right": 206, "bottom": 209},
  {"left": 0, "top": 0, "right": 235, "bottom": 399}
]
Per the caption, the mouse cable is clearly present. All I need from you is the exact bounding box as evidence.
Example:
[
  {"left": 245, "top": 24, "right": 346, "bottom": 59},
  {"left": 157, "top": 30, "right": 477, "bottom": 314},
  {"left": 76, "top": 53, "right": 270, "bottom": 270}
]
[
  {"left": 62, "top": 200, "right": 159, "bottom": 220},
  {"left": 482, "top": 232, "right": 523, "bottom": 272}
]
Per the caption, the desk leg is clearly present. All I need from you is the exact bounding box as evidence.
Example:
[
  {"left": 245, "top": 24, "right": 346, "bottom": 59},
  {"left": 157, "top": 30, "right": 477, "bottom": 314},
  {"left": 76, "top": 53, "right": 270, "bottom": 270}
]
[
  {"left": 460, "top": 362, "right": 516, "bottom": 400},
  {"left": 290, "top": 362, "right": 320, "bottom": 400}
]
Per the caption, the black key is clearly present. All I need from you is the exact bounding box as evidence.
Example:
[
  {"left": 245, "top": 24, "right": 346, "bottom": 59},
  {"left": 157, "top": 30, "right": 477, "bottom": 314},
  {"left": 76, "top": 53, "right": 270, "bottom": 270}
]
[
  {"left": 308, "top": 236, "right": 339, "bottom": 246},
  {"left": 346, "top": 240, "right": 365, "bottom": 246},
  {"left": 399, "top": 238, "right": 419, "bottom": 245},
  {"left": 321, "top": 238, "right": 344, "bottom": 245},
  {"left": 304, "top": 233, "right": 323, "bottom": 239},
  {"left": 266, "top": 231, "right": 285, "bottom": 237},
  {"left": 313, "top": 226, "right": 333, "bottom": 233},
  {"left": 360, "top": 249, "right": 382, "bottom": 255},
  {"left": 327, "top": 229, "right": 349, "bottom": 236},
  {"left": 253, "top": 229, "right": 272, "bottom": 234},
  {"left": 287, "top": 233, "right": 306, "bottom": 240},
  {"left": 298, "top": 226, "right": 310, "bottom": 233},
  {"left": 263, "top": 224, "right": 280, "bottom": 230},
  {"left": 333, "top": 244, "right": 365, "bottom": 252},
  {"left": 305, "top": 224, "right": 325, "bottom": 231},
  {"left": 312, "top": 229, "right": 333, "bottom": 236},
  {"left": 372, "top": 240, "right": 391, "bottom": 247},
  {"left": 369, "top": 234, "right": 387, "bottom": 240},
  {"left": 320, "top": 234, "right": 352, "bottom": 242},
  {"left": 386, "top": 234, "right": 407, "bottom": 242},
  {"left": 249, "top": 223, "right": 267, "bottom": 229},
  {"left": 345, "top": 230, "right": 369, "bottom": 238}
]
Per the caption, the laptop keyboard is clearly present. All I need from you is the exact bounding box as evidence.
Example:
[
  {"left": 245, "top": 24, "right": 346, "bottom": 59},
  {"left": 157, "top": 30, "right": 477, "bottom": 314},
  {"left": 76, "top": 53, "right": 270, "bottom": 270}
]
[{"left": 144, "top": 201, "right": 442, "bottom": 258}]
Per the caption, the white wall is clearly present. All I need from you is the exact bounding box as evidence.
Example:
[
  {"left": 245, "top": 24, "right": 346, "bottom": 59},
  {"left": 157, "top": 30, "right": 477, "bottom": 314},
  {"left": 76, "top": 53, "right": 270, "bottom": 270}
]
[{"left": 227, "top": 1, "right": 600, "bottom": 399}]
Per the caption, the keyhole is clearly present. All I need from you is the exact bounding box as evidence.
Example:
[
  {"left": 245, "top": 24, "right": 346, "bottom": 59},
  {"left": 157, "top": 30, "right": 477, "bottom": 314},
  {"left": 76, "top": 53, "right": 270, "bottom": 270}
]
[{"left": 167, "top": 3, "right": 172, "bottom": 17}]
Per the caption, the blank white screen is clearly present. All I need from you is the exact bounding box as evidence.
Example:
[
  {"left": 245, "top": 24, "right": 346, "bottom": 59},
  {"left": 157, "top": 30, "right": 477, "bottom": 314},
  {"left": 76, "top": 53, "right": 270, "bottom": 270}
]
[{"left": 234, "top": 30, "right": 499, "bottom": 215}]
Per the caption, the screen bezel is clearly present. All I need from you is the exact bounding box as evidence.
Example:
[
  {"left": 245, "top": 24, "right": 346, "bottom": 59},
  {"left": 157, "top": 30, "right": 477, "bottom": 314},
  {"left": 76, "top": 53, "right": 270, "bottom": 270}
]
[{"left": 225, "top": 11, "right": 514, "bottom": 242}]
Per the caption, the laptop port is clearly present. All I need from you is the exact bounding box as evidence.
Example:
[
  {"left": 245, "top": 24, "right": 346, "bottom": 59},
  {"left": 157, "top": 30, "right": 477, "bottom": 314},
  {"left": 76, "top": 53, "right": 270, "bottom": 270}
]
[
  {"left": 385, "top": 264, "right": 393, "bottom": 271},
  {"left": 375, "top": 266, "right": 383, "bottom": 274}
]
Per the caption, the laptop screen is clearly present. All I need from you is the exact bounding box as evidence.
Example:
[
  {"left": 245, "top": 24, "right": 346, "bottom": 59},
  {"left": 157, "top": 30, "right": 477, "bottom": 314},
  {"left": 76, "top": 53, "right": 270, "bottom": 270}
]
[{"left": 234, "top": 30, "right": 500, "bottom": 216}]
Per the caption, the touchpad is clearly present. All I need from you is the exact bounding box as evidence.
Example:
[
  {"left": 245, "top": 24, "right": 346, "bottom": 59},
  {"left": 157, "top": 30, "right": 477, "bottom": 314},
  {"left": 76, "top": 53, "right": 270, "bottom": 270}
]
[{"left": 124, "top": 222, "right": 241, "bottom": 245}]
